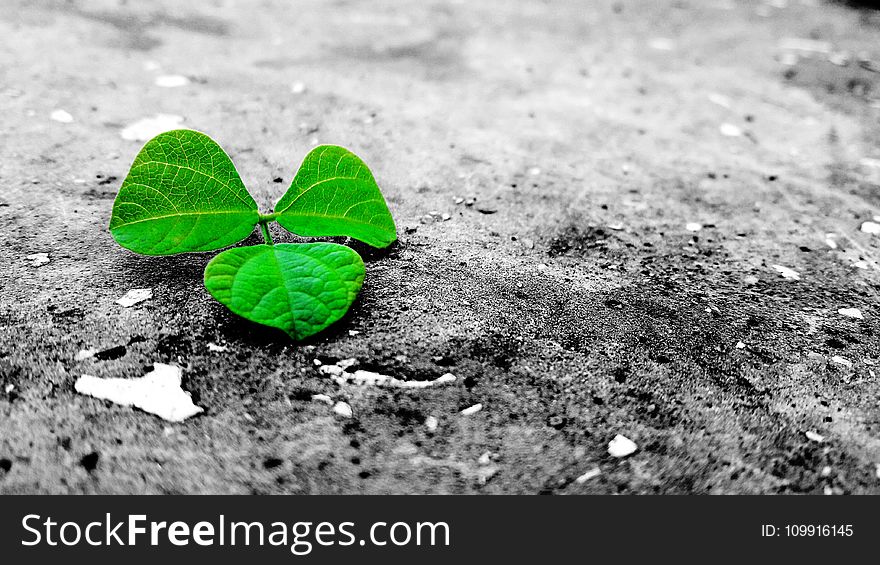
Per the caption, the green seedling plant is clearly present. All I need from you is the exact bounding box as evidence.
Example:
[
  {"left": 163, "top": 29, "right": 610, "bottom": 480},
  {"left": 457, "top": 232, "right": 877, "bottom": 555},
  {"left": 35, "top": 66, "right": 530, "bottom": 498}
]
[{"left": 109, "top": 129, "right": 396, "bottom": 340}]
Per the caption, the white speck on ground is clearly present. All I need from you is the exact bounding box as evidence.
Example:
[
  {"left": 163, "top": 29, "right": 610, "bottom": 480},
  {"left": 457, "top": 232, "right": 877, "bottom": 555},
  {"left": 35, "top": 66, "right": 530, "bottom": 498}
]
[
  {"left": 311, "top": 394, "right": 333, "bottom": 405},
  {"left": 805, "top": 430, "right": 825, "bottom": 443},
  {"left": 528, "top": 167, "right": 541, "bottom": 176},
  {"left": 825, "top": 233, "right": 838, "bottom": 249},
  {"left": 75, "top": 348, "right": 96, "bottom": 361},
  {"left": 831, "top": 355, "right": 852, "bottom": 367},
  {"left": 4, "top": 384, "right": 13, "bottom": 394},
  {"left": 685, "top": 222, "right": 702, "bottom": 232},
  {"left": 207, "top": 343, "right": 228, "bottom": 352},
  {"left": 348, "top": 330, "right": 360, "bottom": 336},
  {"left": 720, "top": 123, "right": 743, "bottom": 137},
  {"left": 575, "top": 467, "right": 602, "bottom": 484},
  {"left": 608, "top": 434, "right": 638, "bottom": 457},
  {"left": 74, "top": 363, "right": 202, "bottom": 422},
  {"left": 460, "top": 403, "right": 483, "bottom": 416},
  {"left": 319, "top": 365, "right": 457, "bottom": 389},
  {"left": 736, "top": 341, "right": 746, "bottom": 349},
  {"left": 332, "top": 401, "right": 353, "bottom": 418},
  {"left": 875, "top": 464, "right": 880, "bottom": 480},
  {"left": 707, "top": 92, "right": 731, "bottom": 108},
  {"left": 838, "top": 308, "right": 863, "bottom": 319},
  {"left": 478, "top": 451, "right": 492, "bottom": 465},
  {"left": 143, "top": 60, "right": 160, "bottom": 71},
  {"left": 744, "top": 275, "right": 759, "bottom": 285},
  {"left": 860, "top": 221, "right": 880, "bottom": 235},
  {"left": 116, "top": 288, "right": 152, "bottom": 307},
  {"left": 778, "top": 37, "right": 831, "bottom": 54},
  {"left": 606, "top": 223, "right": 624, "bottom": 231},
  {"left": 290, "top": 81, "right": 306, "bottom": 94},
  {"left": 425, "top": 415, "right": 439, "bottom": 432},
  {"left": 50, "top": 109, "right": 73, "bottom": 123},
  {"left": 25, "top": 253, "right": 49, "bottom": 267},
  {"left": 155, "top": 74, "right": 189, "bottom": 88},
  {"left": 120, "top": 114, "right": 184, "bottom": 141},
  {"left": 772, "top": 265, "right": 800, "bottom": 280},
  {"left": 648, "top": 37, "right": 674, "bottom": 50}
]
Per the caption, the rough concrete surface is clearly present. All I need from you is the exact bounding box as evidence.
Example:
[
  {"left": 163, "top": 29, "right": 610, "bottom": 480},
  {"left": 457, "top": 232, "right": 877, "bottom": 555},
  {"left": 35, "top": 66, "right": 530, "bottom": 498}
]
[{"left": 2, "top": 0, "right": 880, "bottom": 494}]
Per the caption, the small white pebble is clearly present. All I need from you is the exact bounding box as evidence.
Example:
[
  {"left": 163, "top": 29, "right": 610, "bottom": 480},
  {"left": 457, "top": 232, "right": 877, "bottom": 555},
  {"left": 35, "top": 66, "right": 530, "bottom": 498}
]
[
  {"left": 606, "top": 223, "right": 624, "bottom": 231},
  {"left": 575, "top": 467, "right": 602, "bottom": 484},
  {"left": 608, "top": 434, "right": 638, "bottom": 457},
  {"left": 477, "top": 452, "right": 492, "bottom": 465},
  {"left": 425, "top": 415, "right": 439, "bottom": 432},
  {"left": 441, "top": 212, "right": 451, "bottom": 221},
  {"left": 312, "top": 394, "right": 333, "bottom": 405},
  {"left": 155, "top": 75, "right": 189, "bottom": 88},
  {"left": 685, "top": 222, "right": 702, "bottom": 232},
  {"left": 719, "top": 123, "right": 742, "bottom": 137},
  {"left": 528, "top": 167, "right": 541, "bottom": 176},
  {"left": 4, "top": 384, "right": 13, "bottom": 394},
  {"left": 120, "top": 114, "right": 184, "bottom": 142},
  {"left": 744, "top": 275, "right": 759, "bottom": 285},
  {"left": 337, "top": 358, "right": 358, "bottom": 370},
  {"left": 460, "top": 403, "right": 483, "bottom": 416},
  {"left": 821, "top": 466, "right": 832, "bottom": 477},
  {"left": 435, "top": 373, "right": 456, "bottom": 384},
  {"left": 838, "top": 308, "right": 863, "bottom": 320},
  {"left": 143, "top": 61, "right": 161, "bottom": 71},
  {"left": 860, "top": 221, "right": 880, "bottom": 235},
  {"left": 207, "top": 343, "right": 228, "bottom": 352},
  {"left": 313, "top": 358, "right": 322, "bottom": 366},
  {"left": 332, "top": 401, "right": 353, "bottom": 418},
  {"left": 290, "top": 81, "right": 306, "bottom": 94},
  {"left": 831, "top": 355, "right": 852, "bottom": 367},
  {"left": 25, "top": 253, "right": 50, "bottom": 267},
  {"left": 772, "top": 265, "right": 800, "bottom": 280},
  {"left": 805, "top": 430, "right": 825, "bottom": 443},
  {"left": 825, "top": 233, "right": 838, "bottom": 249},
  {"left": 348, "top": 330, "right": 360, "bottom": 336},
  {"left": 736, "top": 341, "right": 746, "bottom": 349},
  {"left": 75, "top": 349, "right": 97, "bottom": 361},
  {"left": 50, "top": 109, "right": 73, "bottom": 123},
  {"left": 116, "top": 288, "right": 152, "bottom": 307}
]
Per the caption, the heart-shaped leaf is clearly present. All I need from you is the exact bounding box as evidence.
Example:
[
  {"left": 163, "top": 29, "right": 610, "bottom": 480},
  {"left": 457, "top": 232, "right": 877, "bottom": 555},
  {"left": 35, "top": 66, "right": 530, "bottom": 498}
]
[
  {"left": 203, "top": 243, "right": 365, "bottom": 339},
  {"left": 273, "top": 145, "right": 397, "bottom": 248},
  {"left": 110, "top": 129, "right": 259, "bottom": 255}
]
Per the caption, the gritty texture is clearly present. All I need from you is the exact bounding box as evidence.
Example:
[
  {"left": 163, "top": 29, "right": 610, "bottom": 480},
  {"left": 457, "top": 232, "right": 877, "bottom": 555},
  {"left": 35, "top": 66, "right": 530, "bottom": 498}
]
[{"left": 2, "top": 0, "right": 880, "bottom": 494}]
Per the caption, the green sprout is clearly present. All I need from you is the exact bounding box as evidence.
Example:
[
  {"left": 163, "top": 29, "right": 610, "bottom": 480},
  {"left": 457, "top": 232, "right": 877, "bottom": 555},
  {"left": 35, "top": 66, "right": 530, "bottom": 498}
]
[{"left": 109, "top": 129, "right": 396, "bottom": 339}]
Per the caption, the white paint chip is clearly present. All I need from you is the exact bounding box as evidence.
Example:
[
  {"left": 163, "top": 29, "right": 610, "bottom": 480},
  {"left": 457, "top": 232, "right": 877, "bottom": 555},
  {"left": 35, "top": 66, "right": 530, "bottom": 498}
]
[
  {"left": 155, "top": 74, "right": 189, "bottom": 88},
  {"left": 116, "top": 288, "right": 152, "bottom": 307},
  {"left": 805, "top": 430, "right": 825, "bottom": 443},
  {"left": 608, "top": 434, "right": 638, "bottom": 457},
  {"left": 25, "top": 253, "right": 49, "bottom": 267},
  {"left": 425, "top": 415, "right": 439, "bottom": 432},
  {"left": 575, "top": 467, "right": 602, "bottom": 484},
  {"left": 685, "top": 222, "right": 702, "bottom": 232},
  {"left": 860, "top": 221, "right": 880, "bottom": 235},
  {"left": 120, "top": 114, "right": 184, "bottom": 141},
  {"left": 831, "top": 355, "right": 852, "bottom": 367},
  {"left": 50, "top": 109, "right": 73, "bottom": 123},
  {"left": 74, "top": 363, "right": 202, "bottom": 422},
  {"left": 772, "top": 265, "right": 800, "bottom": 280},
  {"left": 332, "top": 401, "right": 353, "bottom": 418},
  {"left": 720, "top": 123, "right": 743, "bottom": 137},
  {"left": 460, "top": 403, "right": 483, "bottom": 416},
  {"left": 207, "top": 343, "right": 228, "bottom": 352},
  {"left": 838, "top": 308, "right": 863, "bottom": 320},
  {"left": 319, "top": 365, "right": 457, "bottom": 389}
]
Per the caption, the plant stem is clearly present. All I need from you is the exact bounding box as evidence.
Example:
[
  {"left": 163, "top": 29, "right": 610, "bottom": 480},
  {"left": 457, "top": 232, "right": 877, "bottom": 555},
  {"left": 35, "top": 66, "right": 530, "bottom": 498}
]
[{"left": 259, "top": 221, "right": 274, "bottom": 245}]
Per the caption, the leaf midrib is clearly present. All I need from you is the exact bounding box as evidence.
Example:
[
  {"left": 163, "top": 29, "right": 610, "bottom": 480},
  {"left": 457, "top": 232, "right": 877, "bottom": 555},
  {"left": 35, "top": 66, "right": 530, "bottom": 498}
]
[{"left": 111, "top": 209, "right": 258, "bottom": 229}]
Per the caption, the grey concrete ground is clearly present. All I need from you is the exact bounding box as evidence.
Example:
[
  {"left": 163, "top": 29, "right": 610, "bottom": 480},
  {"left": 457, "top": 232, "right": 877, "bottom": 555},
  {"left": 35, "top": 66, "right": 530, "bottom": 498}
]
[{"left": 2, "top": 0, "right": 880, "bottom": 494}]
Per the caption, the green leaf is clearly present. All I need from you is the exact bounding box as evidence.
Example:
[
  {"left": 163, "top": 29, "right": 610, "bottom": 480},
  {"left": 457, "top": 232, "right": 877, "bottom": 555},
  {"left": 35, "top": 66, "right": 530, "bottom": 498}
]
[
  {"left": 203, "top": 243, "right": 365, "bottom": 339},
  {"left": 110, "top": 129, "right": 259, "bottom": 255},
  {"left": 274, "top": 145, "right": 397, "bottom": 248}
]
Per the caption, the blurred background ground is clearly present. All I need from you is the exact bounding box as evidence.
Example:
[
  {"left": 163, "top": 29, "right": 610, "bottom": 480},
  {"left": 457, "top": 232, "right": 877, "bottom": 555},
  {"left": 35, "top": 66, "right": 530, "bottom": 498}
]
[{"left": 2, "top": 0, "right": 880, "bottom": 493}]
